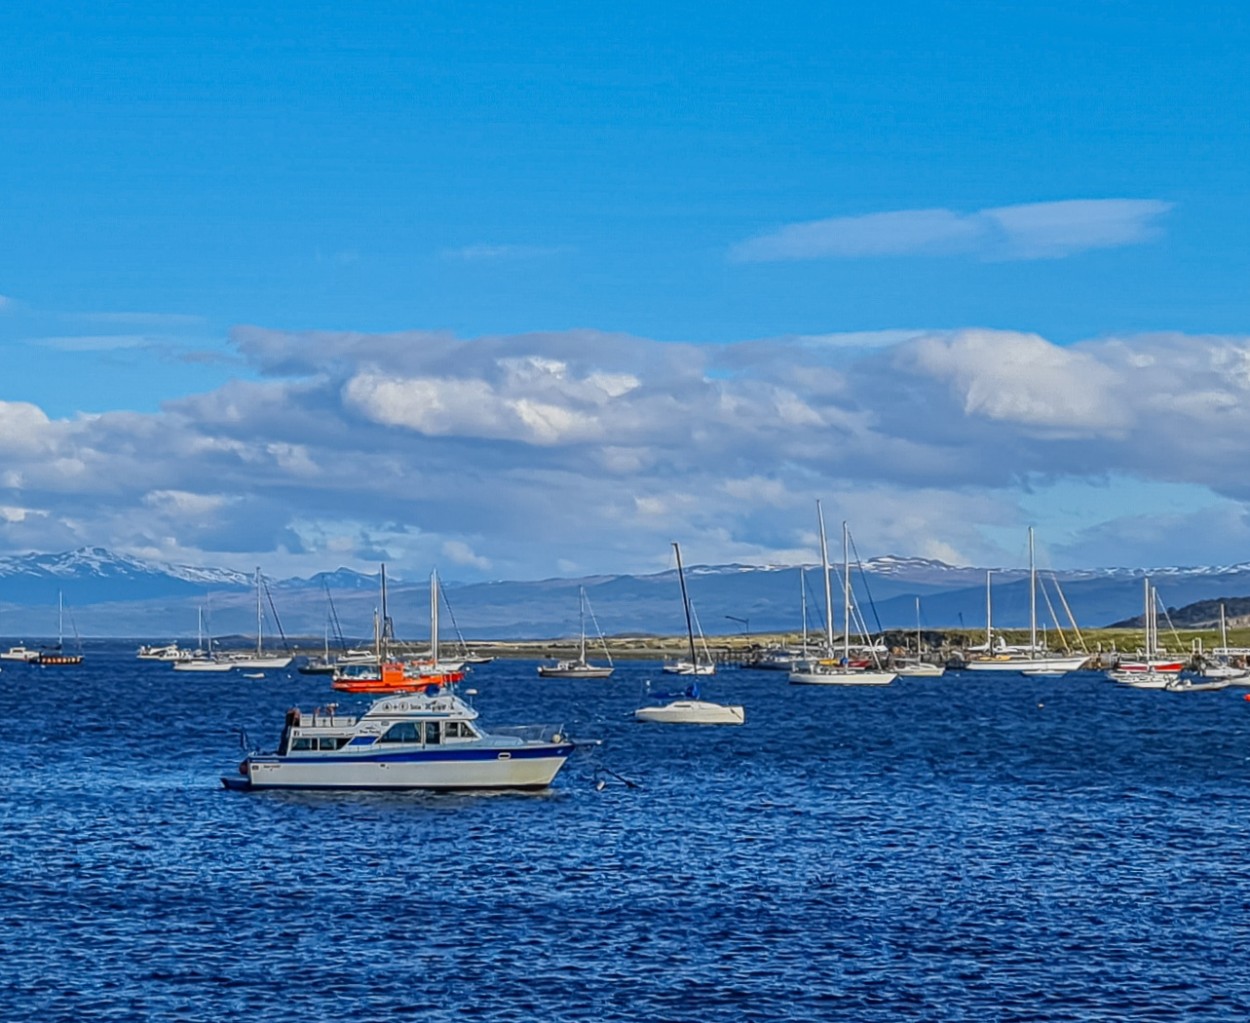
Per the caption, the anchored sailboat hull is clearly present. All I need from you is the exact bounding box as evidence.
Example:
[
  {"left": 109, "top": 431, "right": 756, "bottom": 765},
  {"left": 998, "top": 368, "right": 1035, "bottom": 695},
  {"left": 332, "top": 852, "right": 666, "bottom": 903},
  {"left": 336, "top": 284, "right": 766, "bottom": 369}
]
[
  {"left": 965, "top": 653, "right": 1089, "bottom": 673},
  {"left": 634, "top": 700, "right": 744, "bottom": 725}
]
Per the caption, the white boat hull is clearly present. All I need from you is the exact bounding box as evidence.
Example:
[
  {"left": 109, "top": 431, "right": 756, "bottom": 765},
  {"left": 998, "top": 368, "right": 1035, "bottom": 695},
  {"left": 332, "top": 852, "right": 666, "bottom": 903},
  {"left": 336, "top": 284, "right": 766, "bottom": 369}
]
[
  {"left": 662, "top": 662, "right": 716, "bottom": 676},
  {"left": 964, "top": 653, "right": 1089, "bottom": 673},
  {"left": 894, "top": 663, "right": 945, "bottom": 677},
  {"left": 788, "top": 668, "right": 896, "bottom": 686},
  {"left": 537, "top": 663, "right": 614, "bottom": 679},
  {"left": 1108, "top": 669, "right": 1179, "bottom": 688},
  {"left": 173, "top": 659, "right": 234, "bottom": 673},
  {"left": 238, "top": 746, "right": 573, "bottom": 790},
  {"left": 227, "top": 655, "right": 293, "bottom": 669},
  {"left": 1166, "top": 677, "right": 1230, "bottom": 692},
  {"left": 634, "top": 700, "right": 744, "bottom": 725}
]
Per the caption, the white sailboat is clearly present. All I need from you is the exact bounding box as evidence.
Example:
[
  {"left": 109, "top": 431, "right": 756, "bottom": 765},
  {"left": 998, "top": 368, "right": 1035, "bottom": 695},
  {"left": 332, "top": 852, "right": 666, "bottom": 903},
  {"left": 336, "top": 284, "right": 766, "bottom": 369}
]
[
  {"left": 227, "top": 568, "right": 293, "bottom": 670},
  {"left": 173, "top": 606, "right": 233, "bottom": 673},
  {"left": 789, "top": 505, "right": 895, "bottom": 686},
  {"left": 895, "top": 597, "right": 945, "bottom": 677},
  {"left": 538, "top": 587, "right": 614, "bottom": 679},
  {"left": 965, "top": 529, "right": 1088, "bottom": 674},
  {"left": 662, "top": 551, "right": 716, "bottom": 676},
  {"left": 1109, "top": 578, "right": 1182, "bottom": 687},
  {"left": 636, "top": 542, "right": 743, "bottom": 724},
  {"left": 422, "top": 570, "right": 466, "bottom": 674},
  {"left": 1197, "top": 604, "right": 1250, "bottom": 683}
]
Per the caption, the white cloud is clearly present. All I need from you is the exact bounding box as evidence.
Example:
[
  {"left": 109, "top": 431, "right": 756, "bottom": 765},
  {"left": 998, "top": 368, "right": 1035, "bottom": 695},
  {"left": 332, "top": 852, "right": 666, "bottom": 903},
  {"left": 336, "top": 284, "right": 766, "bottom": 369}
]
[
  {"left": 5, "top": 324, "right": 1250, "bottom": 578},
  {"left": 730, "top": 199, "right": 1171, "bottom": 263},
  {"left": 441, "top": 539, "right": 491, "bottom": 570},
  {"left": 905, "top": 329, "right": 1132, "bottom": 436},
  {"left": 0, "top": 402, "right": 55, "bottom": 455}
]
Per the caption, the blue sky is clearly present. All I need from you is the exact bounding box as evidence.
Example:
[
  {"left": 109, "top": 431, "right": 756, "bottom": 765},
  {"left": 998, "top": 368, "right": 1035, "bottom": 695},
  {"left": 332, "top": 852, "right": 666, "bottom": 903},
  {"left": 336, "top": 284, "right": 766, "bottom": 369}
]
[{"left": 2, "top": 1, "right": 1250, "bottom": 579}]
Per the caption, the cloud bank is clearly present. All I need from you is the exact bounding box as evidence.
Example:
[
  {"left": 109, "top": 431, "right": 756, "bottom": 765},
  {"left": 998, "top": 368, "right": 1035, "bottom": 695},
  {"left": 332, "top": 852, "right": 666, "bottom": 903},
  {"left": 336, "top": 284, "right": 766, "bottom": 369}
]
[
  {"left": 730, "top": 199, "right": 1172, "bottom": 263},
  {"left": 1, "top": 324, "right": 1249, "bottom": 579}
]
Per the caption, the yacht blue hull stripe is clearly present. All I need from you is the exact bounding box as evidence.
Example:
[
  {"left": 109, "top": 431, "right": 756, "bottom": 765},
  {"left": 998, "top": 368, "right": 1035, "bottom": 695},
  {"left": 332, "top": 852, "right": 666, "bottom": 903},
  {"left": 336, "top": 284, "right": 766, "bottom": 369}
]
[{"left": 251, "top": 744, "right": 574, "bottom": 766}]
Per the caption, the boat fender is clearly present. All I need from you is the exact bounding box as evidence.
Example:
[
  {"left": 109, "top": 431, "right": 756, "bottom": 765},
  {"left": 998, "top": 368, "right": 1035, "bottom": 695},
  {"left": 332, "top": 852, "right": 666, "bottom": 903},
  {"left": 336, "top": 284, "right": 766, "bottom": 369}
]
[{"left": 551, "top": 733, "right": 562, "bottom": 744}]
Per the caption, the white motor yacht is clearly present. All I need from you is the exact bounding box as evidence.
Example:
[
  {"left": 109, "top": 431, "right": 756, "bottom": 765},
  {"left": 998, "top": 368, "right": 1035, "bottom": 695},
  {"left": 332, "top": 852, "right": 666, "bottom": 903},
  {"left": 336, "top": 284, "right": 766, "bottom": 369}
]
[
  {"left": 0, "top": 645, "right": 41, "bottom": 663},
  {"left": 223, "top": 687, "right": 574, "bottom": 791}
]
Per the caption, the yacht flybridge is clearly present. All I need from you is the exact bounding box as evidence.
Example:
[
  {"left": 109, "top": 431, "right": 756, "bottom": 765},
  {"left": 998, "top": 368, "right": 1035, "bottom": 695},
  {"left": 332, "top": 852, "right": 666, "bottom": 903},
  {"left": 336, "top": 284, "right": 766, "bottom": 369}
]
[{"left": 223, "top": 687, "right": 575, "bottom": 791}]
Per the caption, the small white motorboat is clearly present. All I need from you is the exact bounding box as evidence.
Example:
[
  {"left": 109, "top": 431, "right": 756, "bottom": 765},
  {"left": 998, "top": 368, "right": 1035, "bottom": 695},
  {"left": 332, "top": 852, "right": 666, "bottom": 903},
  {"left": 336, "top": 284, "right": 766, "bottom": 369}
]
[{"left": 1165, "top": 676, "right": 1231, "bottom": 693}]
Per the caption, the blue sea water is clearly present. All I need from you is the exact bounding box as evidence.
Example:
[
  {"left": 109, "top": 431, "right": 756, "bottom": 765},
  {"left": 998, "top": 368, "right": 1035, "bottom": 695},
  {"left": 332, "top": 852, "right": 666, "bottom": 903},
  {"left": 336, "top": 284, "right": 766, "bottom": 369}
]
[{"left": 4, "top": 644, "right": 1250, "bottom": 1022}]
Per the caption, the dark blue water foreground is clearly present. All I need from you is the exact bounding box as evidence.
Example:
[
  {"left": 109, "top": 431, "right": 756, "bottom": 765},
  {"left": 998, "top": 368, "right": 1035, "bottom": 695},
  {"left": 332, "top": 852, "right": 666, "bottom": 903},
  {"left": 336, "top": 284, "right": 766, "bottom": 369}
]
[{"left": 4, "top": 644, "right": 1250, "bottom": 1022}]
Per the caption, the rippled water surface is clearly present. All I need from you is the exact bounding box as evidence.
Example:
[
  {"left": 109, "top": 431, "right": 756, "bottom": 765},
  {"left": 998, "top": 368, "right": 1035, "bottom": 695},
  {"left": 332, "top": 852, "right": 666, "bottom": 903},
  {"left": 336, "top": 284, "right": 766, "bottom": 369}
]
[{"left": 5, "top": 645, "right": 1250, "bottom": 1021}]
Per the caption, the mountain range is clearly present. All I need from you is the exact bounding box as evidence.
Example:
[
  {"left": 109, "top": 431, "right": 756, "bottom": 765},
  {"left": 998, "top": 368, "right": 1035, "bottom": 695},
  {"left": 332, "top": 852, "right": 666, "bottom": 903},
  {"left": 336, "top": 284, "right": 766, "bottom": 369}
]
[{"left": 2, "top": 547, "right": 1250, "bottom": 643}]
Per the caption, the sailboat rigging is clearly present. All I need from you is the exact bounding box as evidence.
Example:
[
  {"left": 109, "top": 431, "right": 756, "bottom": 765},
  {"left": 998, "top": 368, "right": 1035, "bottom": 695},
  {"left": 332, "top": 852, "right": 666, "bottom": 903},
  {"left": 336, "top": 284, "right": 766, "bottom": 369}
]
[
  {"left": 662, "top": 542, "right": 715, "bottom": 676},
  {"left": 37, "top": 591, "right": 84, "bottom": 666},
  {"left": 789, "top": 504, "right": 895, "bottom": 686},
  {"left": 965, "top": 528, "right": 1089, "bottom": 675},
  {"left": 636, "top": 542, "right": 743, "bottom": 724},
  {"left": 538, "top": 586, "right": 614, "bottom": 678}
]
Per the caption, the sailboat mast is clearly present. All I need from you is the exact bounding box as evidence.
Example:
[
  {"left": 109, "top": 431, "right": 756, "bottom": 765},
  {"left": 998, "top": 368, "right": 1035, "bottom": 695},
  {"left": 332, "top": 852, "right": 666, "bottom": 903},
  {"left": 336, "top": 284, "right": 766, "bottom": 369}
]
[
  {"left": 1028, "top": 527, "right": 1037, "bottom": 659},
  {"left": 254, "top": 567, "right": 263, "bottom": 657},
  {"left": 985, "top": 570, "right": 993, "bottom": 649},
  {"left": 58, "top": 590, "right": 64, "bottom": 647},
  {"left": 579, "top": 587, "right": 588, "bottom": 662},
  {"left": 431, "top": 570, "right": 440, "bottom": 663},
  {"left": 915, "top": 596, "right": 921, "bottom": 657},
  {"left": 673, "top": 542, "right": 698, "bottom": 666},
  {"left": 817, "top": 501, "right": 833, "bottom": 652},
  {"left": 379, "top": 563, "right": 389, "bottom": 660},
  {"left": 800, "top": 567, "right": 808, "bottom": 654},
  {"left": 842, "top": 521, "right": 851, "bottom": 663}
]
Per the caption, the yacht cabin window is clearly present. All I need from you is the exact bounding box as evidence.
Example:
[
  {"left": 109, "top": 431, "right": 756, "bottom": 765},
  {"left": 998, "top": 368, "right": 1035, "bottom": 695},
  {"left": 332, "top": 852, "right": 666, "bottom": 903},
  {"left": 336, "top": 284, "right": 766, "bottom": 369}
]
[{"left": 379, "top": 722, "right": 420, "bottom": 743}]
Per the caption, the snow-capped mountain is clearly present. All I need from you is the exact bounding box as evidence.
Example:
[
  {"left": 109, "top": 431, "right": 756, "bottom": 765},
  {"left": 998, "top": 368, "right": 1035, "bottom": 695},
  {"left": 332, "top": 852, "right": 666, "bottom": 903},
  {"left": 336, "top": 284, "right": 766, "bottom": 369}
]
[{"left": 1, "top": 546, "right": 1249, "bottom": 638}]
